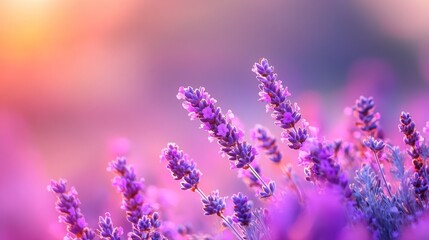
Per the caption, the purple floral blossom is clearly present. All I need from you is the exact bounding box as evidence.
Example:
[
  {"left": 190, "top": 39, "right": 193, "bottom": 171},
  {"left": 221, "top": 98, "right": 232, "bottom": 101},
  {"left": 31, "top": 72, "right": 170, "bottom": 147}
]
[
  {"left": 251, "top": 125, "right": 282, "bottom": 163},
  {"left": 48, "top": 179, "right": 95, "bottom": 240},
  {"left": 161, "top": 143, "right": 201, "bottom": 191},
  {"left": 253, "top": 58, "right": 308, "bottom": 150},
  {"left": 202, "top": 190, "right": 226, "bottom": 216},
  {"left": 177, "top": 86, "right": 275, "bottom": 198},
  {"left": 108, "top": 157, "right": 149, "bottom": 225},
  {"left": 399, "top": 112, "right": 428, "bottom": 201},
  {"left": 98, "top": 212, "right": 123, "bottom": 240},
  {"left": 232, "top": 193, "right": 253, "bottom": 226},
  {"left": 363, "top": 136, "right": 385, "bottom": 152},
  {"left": 299, "top": 139, "right": 351, "bottom": 197},
  {"left": 399, "top": 112, "right": 423, "bottom": 165},
  {"left": 353, "top": 96, "right": 381, "bottom": 137},
  {"left": 128, "top": 212, "right": 163, "bottom": 240},
  {"left": 177, "top": 86, "right": 255, "bottom": 168}
]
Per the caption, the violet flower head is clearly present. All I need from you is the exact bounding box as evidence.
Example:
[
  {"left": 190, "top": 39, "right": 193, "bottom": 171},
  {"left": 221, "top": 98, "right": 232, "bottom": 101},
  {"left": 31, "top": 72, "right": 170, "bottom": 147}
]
[
  {"left": 48, "top": 179, "right": 95, "bottom": 240},
  {"left": 298, "top": 140, "right": 351, "bottom": 197},
  {"left": 353, "top": 96, "right": 380, "bottom": 136},
  {"left": 98, "top": 212, "right": 123, "bottom": 240},
  {"left": 108, "top": 157, "right": 147, "bottom": 225},
  {"left": 232, "top": 193, "right": 253, "bottom": 226},
  {"left": 160, "top": 143, "right": 196, "bottom": 180},
  {"left": 128, "top": 212, "right": 163, "bottom": 240},
  {"left": 161, "top": 143, "right": 201, "bottom": 191},
  {"left": 251, "top": 125, "right": 282, "bottom": 163},
  {"left": 364, "top": 137, "right": 385, "bottom": 152},
  {"left": 177, "top": 86, "right": 256, "bottom": 169},
  {"left": 181, "top": 168, "right": 201, "bottom": 191},
  {"left": 253, "top": 58, "right": 308, "bottom": 149},
  {"left": 202, "top": 190, "right": 226, "bottom": 216},
  {"left": 399, "top": 112, "right": 422, "bottom": 160}
]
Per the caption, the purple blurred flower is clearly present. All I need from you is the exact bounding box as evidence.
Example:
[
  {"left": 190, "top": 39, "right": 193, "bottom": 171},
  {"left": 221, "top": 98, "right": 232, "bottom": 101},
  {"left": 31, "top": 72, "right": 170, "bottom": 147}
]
[
  {"left": 98, "top": 212, "right": 123, "bottom": 240},
  {"left": 363, "top": 136, "right": 385, "bottom": 152},
  {"left": 108, "top": 157, "right": 149, "bottom": 225},
  {"left": 202, "top": 190, "right": 226, "bottom": 216},
  {"left": 160, "top": 143, "right": 201, "bottom": 191},
  {"left": 232, "top": 193, "right": 253, "bottom": 226},
  {"left": 253, "top": 58, "right": 308, "bottom": 150},
  {"left": 299, "top": 139, "right": 351, "bottom": 197},
  {"left": 251, "top": 125, "right": 282, "bottom": 163},
  {"left": 353, "top": 96, "right": 381, "bottom": 136},
  {"left": 423, "top": 121, "right": 429, "bottom": 135},
  {"left": 238, "top": 163, "right": 263, "bottom": 191},
  {"left": 48, "top": 179, "right": 95, "bottom": 240}
]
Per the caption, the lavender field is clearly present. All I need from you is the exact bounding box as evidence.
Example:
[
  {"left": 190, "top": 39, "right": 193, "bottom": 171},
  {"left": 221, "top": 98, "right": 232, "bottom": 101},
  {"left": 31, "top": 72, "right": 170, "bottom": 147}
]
[{"left": 1, "top": 1, "right": 429, "bottom": 240}]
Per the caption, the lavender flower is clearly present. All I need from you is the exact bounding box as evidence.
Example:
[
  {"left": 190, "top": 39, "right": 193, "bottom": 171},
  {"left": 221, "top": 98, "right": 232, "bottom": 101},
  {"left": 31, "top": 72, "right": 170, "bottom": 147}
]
[
  {"left": 48, "top": 179, "right": 95, "bottom": 240},
  {"left": 128, "top": 212, "right": 163, "bottom": 240},
  {"left": 202, "top": 190, "right": 226, "bottom": 216},
  {"left": 252, "top": 58, "right": 308, "bottom": 150},
  {"left": 177, "top": 86, "right": 275, "bottom": 198},
  {"left": 232, "top": 193, "right": 253, "bottom": 226},
  {"left": 98, "top": 212, "right": 123, "bottom": 240},
  {"left": 161, "top": 143, "right": 244, "bottom": 240},
  {"left": 398, "top": 112, "right": 428, "bottom": 202},
  {"left": 251, "top": 125, "right": 282, "bottom": 163},
  {"left": 353, "top": 96, "right": 381, "bottom": 137},
  {"left": 177, "top": 86, "right": 255, "bottom": 168},
  {"left": 364, "top": 137, "right": 392, "bottom": 197},
  {"left": 161, "top": 143, "right": 201, "bottom": 191},
  {"left": 299, "top": 139, "right": 351, "bottom": 197},
  {"left": 363, "top": 136, "right": 385, "bottom": 152},
  {"left": 399, "top": 112, "right": 423, "bottom": 169},
  {"left": 108, "top": 157, "right": 148, "bottom": 225}
]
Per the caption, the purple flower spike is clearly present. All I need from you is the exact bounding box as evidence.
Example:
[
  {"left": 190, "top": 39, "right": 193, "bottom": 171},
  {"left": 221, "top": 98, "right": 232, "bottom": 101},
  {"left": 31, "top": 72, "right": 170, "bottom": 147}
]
[
  {"left": 260, "top": 181, "right": 276, "bottom": 199},
  {"left": 253, "top": 58, "right": 308, "bottom": 150},
  {"left": 364, "top": 137, "right": 385, "bottom": 152},
  {"left": 251, "top": 125, "right": 282, "bottom": 163},
  {"left": 232, "top": 193, "right": 253, "bottom": 226},
  {"left": 98, "top": 212, "right": 123, "bottom": 240},
  {"left": 229, "top": 142, "right": 257, "bottom": 169},
  {"left": 399, "top": 112, "right": 422, "bottom": 161},
  {"left": 108, "top": 157, "right": 147, "bottom": 225},
  {"left": 48, "top": 179, "right": 95, "bottom": 239},
  {"left": 177, "top": 86, "right": 256, "bottom": 168},
  {"left": 181, "top": 169, "right": 201, "bottom": 191},
  {"left": 283, "top": 127, "right": 308, "bottom": 150},
  {"left": 353, "top": 96, "right": 380, "bottom": 136},
  {"left": 128, "top": 212, "right": 164, "bottom": 240},
  {"left": 161, "top": 143, "right": 201, "bottom": 191},
  {"left": 202, "top": 190, "right": 226, "bottom": 216},
  {"left": 178, "top": 86, "right": 276, "bottom": 199},
  {"left": 161, "top": 143, "right": 196, "bottom": 181}
]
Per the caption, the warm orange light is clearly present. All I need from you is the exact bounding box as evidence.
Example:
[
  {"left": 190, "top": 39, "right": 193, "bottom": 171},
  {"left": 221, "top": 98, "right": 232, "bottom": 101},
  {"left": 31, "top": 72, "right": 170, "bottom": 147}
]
[{"left": 0, "top": 0, "right": 55, "bottom": 61}]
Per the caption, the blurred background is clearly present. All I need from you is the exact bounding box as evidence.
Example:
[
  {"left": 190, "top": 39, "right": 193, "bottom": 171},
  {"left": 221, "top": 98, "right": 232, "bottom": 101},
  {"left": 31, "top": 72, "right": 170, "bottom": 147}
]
[{"left": 1, "top": 0, "right": 429, "bottom": 239}]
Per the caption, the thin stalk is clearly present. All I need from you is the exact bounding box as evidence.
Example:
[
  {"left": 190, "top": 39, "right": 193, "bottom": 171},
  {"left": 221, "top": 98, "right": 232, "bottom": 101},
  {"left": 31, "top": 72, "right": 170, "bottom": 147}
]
[
  {"left": 372, "top": 151, "right": 393, "bottom": 198},
  {"left": 280, "top": 165, "right": 304, "bottom": 203},
  {"left": 247, "top": 165, "right": 274, "bottom": 198},
  {"left": 195, "top": 187, "right": 244, "bottom": 240},
  {"left": 219, "top": 214, "right": 245, "bottom": 240}
]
